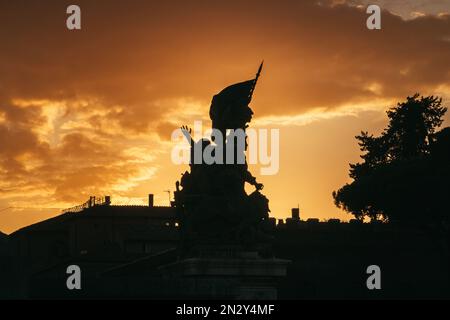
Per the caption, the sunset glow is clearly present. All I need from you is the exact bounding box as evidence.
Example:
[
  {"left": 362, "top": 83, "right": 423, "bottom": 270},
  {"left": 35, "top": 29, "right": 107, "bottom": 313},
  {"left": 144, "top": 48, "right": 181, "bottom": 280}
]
[{"left": 0, "top": 0, "right": 449, "bottom": 233}]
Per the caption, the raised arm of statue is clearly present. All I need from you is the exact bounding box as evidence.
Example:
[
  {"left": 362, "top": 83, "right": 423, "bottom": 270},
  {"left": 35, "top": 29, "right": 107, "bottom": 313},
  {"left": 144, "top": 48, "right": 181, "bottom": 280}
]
[{"left": 180, "top": 125, "right": 194, "bottom": 147}]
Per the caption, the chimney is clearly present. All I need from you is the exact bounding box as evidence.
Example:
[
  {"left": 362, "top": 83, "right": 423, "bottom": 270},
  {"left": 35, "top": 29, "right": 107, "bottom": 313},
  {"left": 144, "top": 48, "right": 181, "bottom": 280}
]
[
  {"left": 88, "top": 196, "right": 94, "bottom": 208},
  {"left": 291, "top": 207, "right": 300, "bottom": 220},
  {"left": 148, "top": 194, "right": 154, "bottom": 207}
]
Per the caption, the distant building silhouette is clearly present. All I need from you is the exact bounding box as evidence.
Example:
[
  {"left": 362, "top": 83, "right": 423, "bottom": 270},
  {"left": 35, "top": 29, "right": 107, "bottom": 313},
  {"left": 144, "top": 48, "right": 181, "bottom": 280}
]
[
  {"left": 4, "top": 195, "right": 177, "bottom": 297},
  {"left": 1, "top": 199, "right": 450, "bottom": 298}
]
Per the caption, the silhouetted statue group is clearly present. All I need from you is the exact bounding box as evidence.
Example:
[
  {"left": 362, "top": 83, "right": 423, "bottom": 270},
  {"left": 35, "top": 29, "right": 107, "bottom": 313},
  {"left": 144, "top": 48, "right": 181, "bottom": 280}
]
[{"left": 174, "top": 63, "right": 272, "bottom": 255}]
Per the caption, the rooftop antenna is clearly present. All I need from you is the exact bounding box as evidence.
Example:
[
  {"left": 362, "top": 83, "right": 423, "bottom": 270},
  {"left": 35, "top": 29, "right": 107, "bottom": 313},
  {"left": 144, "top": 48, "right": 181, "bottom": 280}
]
[{"left": 164, "top": 190, "right": 171, "bottom": 204}]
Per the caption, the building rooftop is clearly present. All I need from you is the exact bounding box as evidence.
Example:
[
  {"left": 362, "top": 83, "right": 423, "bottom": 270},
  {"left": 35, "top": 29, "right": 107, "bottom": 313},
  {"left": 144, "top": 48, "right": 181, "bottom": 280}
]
[{"left": 9, "top": 202, "right": 176, "bottom": 237}]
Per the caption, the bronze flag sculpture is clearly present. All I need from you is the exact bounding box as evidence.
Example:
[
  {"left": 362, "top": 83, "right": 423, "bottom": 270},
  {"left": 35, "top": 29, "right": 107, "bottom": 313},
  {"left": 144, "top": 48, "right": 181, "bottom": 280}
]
[{"left": 174, "top": 62, "right": 272, "bottom": 257}]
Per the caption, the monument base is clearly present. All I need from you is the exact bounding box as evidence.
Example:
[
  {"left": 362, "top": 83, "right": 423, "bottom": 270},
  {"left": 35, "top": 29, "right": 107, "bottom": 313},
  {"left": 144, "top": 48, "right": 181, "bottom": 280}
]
[{"left": 159, "top": 250, "right": 290, "bottom": 299}]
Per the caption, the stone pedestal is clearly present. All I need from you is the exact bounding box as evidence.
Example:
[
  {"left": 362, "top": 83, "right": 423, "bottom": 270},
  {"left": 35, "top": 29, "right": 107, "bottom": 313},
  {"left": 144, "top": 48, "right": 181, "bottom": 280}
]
[{"left": 159, "top": 251, "right": 290, "bottom": 299}]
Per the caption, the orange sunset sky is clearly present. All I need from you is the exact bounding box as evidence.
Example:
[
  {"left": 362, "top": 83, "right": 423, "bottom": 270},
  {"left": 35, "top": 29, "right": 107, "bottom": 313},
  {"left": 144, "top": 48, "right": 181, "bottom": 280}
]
[{"left": 0, "top": 0, "right": 449, "bottom": 234}]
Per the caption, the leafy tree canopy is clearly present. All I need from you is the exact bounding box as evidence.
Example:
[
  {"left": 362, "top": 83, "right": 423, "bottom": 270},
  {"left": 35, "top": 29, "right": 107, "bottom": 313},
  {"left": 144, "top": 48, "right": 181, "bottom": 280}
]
[{"left": 333, "top": 94, "right": 449, "bottom": 224}]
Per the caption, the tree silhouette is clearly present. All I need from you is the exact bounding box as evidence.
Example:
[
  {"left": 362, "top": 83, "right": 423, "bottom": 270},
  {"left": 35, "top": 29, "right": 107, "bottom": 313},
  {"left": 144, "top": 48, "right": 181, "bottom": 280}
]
[{"left": 333, "top": 94, "right": 449, "bottom": 223}]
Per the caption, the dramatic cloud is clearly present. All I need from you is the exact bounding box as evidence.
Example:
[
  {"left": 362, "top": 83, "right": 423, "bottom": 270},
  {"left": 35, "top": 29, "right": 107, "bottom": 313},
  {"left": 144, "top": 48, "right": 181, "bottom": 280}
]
[
  {"left": 0, "top": 0, "right": 449, "bottom": 232},
  {"left": 1, "top": 1, "right": 449, "bottom": 115}
]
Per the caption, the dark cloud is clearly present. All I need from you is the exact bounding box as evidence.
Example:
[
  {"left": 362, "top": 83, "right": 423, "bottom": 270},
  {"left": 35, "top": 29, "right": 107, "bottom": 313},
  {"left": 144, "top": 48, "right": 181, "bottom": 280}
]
[{"left": 0, "top": 0, "right": 448, "bottom": 118}]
